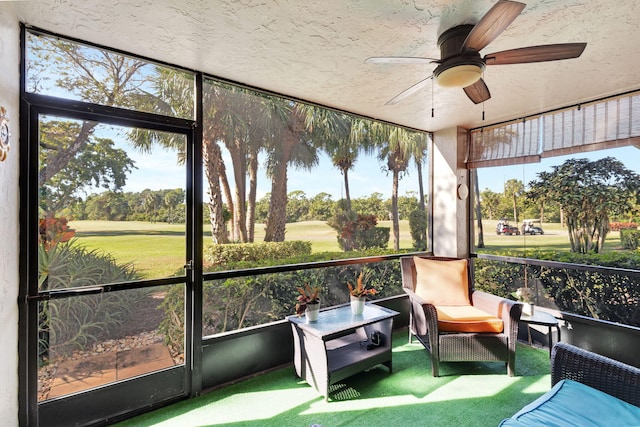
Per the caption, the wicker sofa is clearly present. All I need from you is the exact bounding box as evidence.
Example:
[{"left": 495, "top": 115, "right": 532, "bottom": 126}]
[{"left": 500, "top": 342, "right": 640, "bottom": 426}]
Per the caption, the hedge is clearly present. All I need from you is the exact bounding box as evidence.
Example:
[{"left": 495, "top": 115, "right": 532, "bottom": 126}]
[
  {"left": 160, "top": 246, "right": 406, "bottom": 351},
  {"left": 474, "top": 250, "right": 640, "bottom": 327}
]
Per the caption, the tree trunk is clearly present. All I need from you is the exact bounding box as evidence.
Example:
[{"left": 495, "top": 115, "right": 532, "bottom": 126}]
[
  {"left": 228, "top": 141, "right": 248, "bottom": 242},
  {"left": 246, "top": 149, "right": 258, "bottom": 242},
  {"left": 264, "top": 129, "right": 296, "bottom": 241},
  {"left": 342, "top": 167, "right": 351, "bottom": 211},
  {"left": 474, "top": 170, "right": 485, "bottom": 248},
  {"left": 416, "top": 162, "right": 427, "bottom": 248},
  {"left": 264, "top": 165, "right": 288, "bottom": 241},
  {"left": 391, "top": 170, "right": 400, "bottom": 251},
  {"left": 417, "top": 162, "right": 425, "bottom": 210},
  {"left": 203, "top": 141, "right": 229, "bottom": 244},
  {"left": 218, "top": 155, "right": 234, "bottom": 240}
]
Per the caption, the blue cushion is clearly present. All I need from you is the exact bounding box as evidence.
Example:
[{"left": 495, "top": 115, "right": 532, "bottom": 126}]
[{"left": 499, "top": 379, "right": 640, "bottom": 426}]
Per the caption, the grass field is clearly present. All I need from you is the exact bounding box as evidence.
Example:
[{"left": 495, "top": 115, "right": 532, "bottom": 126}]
[
  {"left": 68, "top": 219, "right": 624, "bottom": 279},
  {"left": 69, "top": 220, "right": 414, "bottom": 278},
  {"left": 477, "top": 220, "right": 623, "bottom": 253}
]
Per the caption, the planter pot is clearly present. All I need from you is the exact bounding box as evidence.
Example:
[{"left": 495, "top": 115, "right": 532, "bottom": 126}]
[
  {"left": 350, "top": 296, "right": 365, "bottom": 315},
  {"left": 305, "top": 303, "right": 320, "bottom": 322},
  {"left": 522, "top": 302, "right": 535, "bottom": 316}
]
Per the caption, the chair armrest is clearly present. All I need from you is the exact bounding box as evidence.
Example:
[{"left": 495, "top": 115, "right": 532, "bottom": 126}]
[
  {"left": 471, "top": 290, "right": 520, "bottom": 321},
  {"left": 404, "top": 286, "right": 438, "bottom": 337},
  {"left": 471, "top": 290, "right": 522, "bottom": 336},
  {"left": 403, "top": 285, "right": 426, "bottom": 305}
]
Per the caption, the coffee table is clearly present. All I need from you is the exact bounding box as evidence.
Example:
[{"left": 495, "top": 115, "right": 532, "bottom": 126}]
[{"left": 287, "top": 303, "right": 399, "bottom": 400}]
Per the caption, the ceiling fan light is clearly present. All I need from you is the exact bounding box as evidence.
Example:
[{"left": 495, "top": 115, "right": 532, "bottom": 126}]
[{"left": 435, "top": 64, "right": 483, "bottom": 88}]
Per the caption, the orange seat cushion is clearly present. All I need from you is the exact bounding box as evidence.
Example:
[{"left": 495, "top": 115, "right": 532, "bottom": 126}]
[
  {"left": 413, "top": 257, "right": 470, "bottom": 306},
  {"left": 436, "top": 305, "right": 504, "bottom": 333}
]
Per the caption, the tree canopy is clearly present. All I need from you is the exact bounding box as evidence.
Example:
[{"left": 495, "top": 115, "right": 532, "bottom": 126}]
[{"left": 527, "top": 157, "right": 640, "bottom": 253}]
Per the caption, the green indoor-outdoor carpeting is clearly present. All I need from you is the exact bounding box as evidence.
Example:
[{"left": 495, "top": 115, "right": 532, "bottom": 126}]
[{"left": 114, "top": 331, "right": 551, "bottom": 427}]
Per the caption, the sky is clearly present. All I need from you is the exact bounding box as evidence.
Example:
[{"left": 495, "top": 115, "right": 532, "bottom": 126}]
[
  {"left": 105, "top": 123, "right": 639, "bottom": 202},
  {"left": 121, "top": 142, "right": 424, "bottom": 202},
  {"left": 476, "top": 145, "right": 640, "bottom": 193}
]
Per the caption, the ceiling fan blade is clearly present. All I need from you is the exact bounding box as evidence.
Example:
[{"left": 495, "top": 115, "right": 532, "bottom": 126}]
[
  {"left": 463, "top": 78, "right": 491, "bottom": 104},
  {"left": 365, "top": 57, "right": 438, "bottom": 65},
  {"left": 484, "top": 43, "right": 587, "bottom": 65},
  {"left": 385, "top": 76, "right": 433, "bottom": 105},
  {"left": 462, "top": 0, "right": 526, "bottom": 52}
]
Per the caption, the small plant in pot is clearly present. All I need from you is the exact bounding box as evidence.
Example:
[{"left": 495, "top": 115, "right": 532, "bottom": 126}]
[
  {"left": 512, "top": 286, "right": 535, "bottom": 316},
  {"left": 295, "top": 284, "right": 321, "bottom": 321},
  {"left": 347, "top": 273, "right": 377, "bottom": 315}
]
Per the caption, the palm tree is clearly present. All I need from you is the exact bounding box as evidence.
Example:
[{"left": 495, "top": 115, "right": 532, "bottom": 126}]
[
  {"left": 263, "top": 100, "right": 318, "bottom": 242},
  {"left": 504, "top": 179, "right": 524, "bottom": 223},
  {"left": 409, "top": 133, "right": 429, "bottom": 249},
  {"left": 201, "top": 81, "right": 266, "bottom": 244},
  {"left": 372, "top": 123, "right": 422, "bottom": 250},
  {"left": 308, "top": 110, "right": 370, "bottom": 211},
  {"left": 213, "top": 84, "right": 255, "bottom": 243},
  {"left": 127, "top": 73, "right": 233, "bottom": 244}
]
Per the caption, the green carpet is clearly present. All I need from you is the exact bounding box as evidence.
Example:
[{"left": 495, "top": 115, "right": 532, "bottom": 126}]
[{"left": 115, "top": 332, "right": 551, "bottom": 427}]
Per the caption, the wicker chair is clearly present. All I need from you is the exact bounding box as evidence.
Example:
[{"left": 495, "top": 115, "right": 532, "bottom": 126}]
[
  {"left": 551, "top": 342, "right": 640, "bottom": 406},
  {"left": 401, "top": 256, "right": 522, "bottom": 376}
]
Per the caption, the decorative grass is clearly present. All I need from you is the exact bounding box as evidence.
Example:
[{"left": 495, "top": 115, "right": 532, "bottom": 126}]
[{"left": 114, "top": 331, "right": 551, "bottom": 427}]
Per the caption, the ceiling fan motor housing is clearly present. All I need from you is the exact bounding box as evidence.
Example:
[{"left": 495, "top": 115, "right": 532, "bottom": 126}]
[{"left": 434, "top": 24, "right": 485, "bottom": 87}]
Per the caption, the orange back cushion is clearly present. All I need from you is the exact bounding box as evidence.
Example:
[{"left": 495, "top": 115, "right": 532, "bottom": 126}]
[{"left": 413, "top": 257, "right": 470, "bottom": 306}]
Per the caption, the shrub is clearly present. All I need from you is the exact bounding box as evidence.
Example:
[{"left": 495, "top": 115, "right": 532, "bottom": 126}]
[
  {"left": 38, "top": 216, "right": 75, "bottom": 250},
  {"left": 328, "top": 210, "right": 389, "bottom": 251},
  {"left": 408, "top": 208, "right": 427, "bottom": 250},
  {"left": 38, "top": 241, "right": 141, "bottom": 361},
  {"left": 620, "top": 229, "right": 640, "bottom": 250},
  {"left": 205, "top": 240, "right": 312, "bottom": 265},
  {"left": 609, "top": 222, "right": 638, "bottom": 231},
  {"left": 353, "top": 226, "right": 390, "bottom": 250}
]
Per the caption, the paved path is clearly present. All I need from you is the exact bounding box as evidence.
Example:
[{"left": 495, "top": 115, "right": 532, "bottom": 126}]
[{"left": 49, "top": 343, "right": 175, "bottom": 398}]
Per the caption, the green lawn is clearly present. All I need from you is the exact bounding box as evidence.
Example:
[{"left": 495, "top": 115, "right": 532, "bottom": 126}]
[
  {"left": 69, "top": 221, "right": 187, "bottom": 279},
  {"left": 68, "top": 219, "right": 624, "bottom": 279},
  {"left": 477, "top": 220, "right": 624, "bottom": 254},
  {"left": 69, "top": 220, "right": 414, "bottom": 278}
]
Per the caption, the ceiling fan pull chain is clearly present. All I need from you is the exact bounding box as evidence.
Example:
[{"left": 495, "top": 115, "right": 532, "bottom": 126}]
[{"left": 431, "top": 78, "right": 435, "bottom": 118}]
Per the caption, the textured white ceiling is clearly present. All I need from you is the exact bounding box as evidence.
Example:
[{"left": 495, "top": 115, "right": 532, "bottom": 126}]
[{"left": 10, "top": 0, "right": 640, "bottom": 132}]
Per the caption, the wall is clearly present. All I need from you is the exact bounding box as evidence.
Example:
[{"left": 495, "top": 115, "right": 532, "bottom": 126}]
[{"left": 0, "top": 4, "right": 20, "bottom": 426}]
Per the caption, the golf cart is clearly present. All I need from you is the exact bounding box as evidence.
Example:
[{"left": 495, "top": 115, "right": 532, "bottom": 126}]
[
  {"left": 521, "top": 219, "right": 544, "bottom": 235},
  {"left": 496, "top": 219, "right": 520, "bottom": 235}
]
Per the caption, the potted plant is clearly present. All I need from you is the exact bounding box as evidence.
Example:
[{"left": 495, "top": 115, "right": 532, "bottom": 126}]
[
  {"left": 512, "top": 286, "right": 535, "bottom": 316},
  {"left": 295, "top": 284, "right": 321, "bottom": 321},
  {"left": 347, "top": 272, "right": 377, "bottom": 315}
]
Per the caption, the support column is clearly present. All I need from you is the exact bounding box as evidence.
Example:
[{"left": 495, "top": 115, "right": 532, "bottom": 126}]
[{"left": 430, "top": 126, "right": 469, "bottom": 258}]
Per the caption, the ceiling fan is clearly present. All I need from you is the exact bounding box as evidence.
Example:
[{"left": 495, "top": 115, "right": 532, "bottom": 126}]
[{"left": 366, "top": 0, "right": 587, "bottom": 105}]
